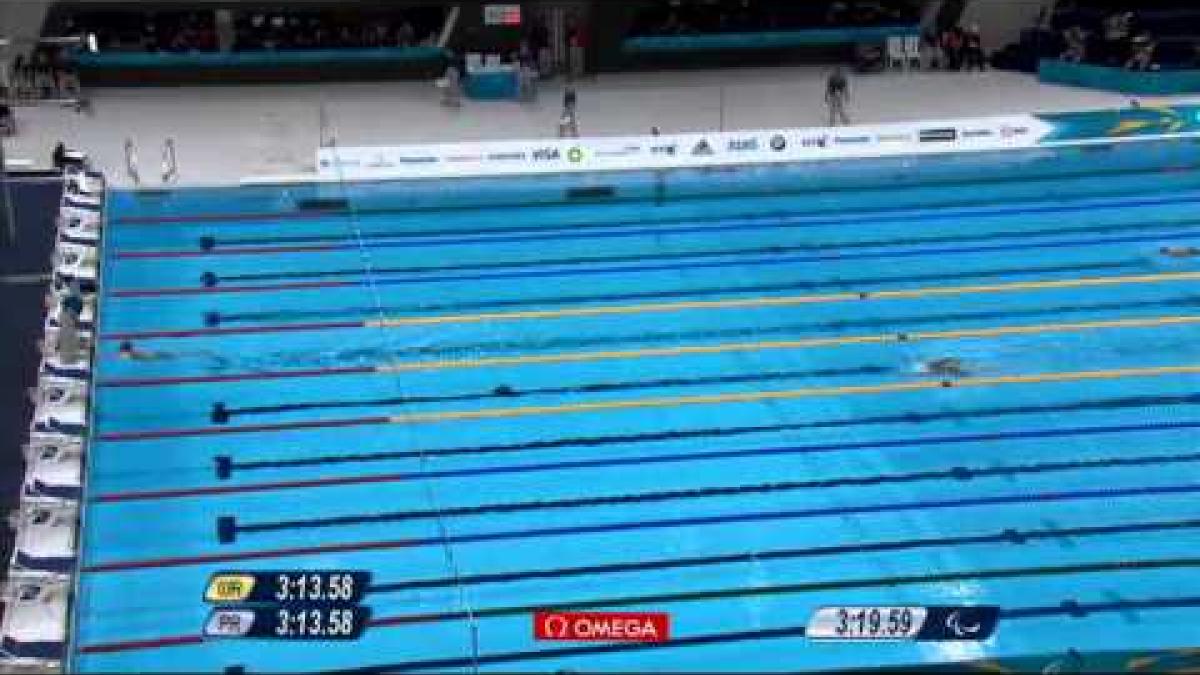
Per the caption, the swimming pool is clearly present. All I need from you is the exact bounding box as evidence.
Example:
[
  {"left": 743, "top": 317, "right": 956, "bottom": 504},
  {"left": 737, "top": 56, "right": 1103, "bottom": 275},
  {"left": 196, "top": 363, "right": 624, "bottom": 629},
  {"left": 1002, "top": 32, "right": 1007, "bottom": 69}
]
[{"left": 73, "top": 138, "right": 1200, "bottom": 672}]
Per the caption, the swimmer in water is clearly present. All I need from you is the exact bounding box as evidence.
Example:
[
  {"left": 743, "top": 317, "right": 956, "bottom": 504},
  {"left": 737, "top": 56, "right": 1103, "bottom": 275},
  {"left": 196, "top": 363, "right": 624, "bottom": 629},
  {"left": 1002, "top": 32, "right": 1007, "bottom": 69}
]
[
  {"left": 1161, "top": 246, "right": 1200, "bottom": 258},
  {"left": 921, "top": 357, "right": 968, "bottom": 378},
  {"left": 117, "top": 340, "right": 168, "bottom": 361}
]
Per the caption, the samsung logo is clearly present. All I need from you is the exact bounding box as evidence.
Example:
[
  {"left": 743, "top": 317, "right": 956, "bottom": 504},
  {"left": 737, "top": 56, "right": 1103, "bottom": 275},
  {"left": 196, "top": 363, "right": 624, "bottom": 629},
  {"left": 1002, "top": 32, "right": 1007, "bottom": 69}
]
[
  {"left": 834, "top": 135, "right": 872, "bottom": 145},
  {"left": 727, "top": 138, "right": 759, "bottom": 152},
  {"left": 597, "top": 146, "right": 641, "bottom": 158},
  {"left": 919, "top": 128, "right": 958, "bottom": 143}
]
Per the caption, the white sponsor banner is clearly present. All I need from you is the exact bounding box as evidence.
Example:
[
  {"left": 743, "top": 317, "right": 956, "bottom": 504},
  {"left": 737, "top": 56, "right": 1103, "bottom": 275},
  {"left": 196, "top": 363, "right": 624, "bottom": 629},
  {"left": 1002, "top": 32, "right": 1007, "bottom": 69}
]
[{"left": 315, "top": 115, "right": 1053, "bottom": 181}]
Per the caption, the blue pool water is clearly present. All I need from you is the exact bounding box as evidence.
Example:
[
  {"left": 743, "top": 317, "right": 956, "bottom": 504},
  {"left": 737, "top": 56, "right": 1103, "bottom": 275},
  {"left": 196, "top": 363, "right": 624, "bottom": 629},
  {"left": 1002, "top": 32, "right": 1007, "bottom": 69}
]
[{"left": 74, "top": 140, "right": 1200, "bottom": 672}]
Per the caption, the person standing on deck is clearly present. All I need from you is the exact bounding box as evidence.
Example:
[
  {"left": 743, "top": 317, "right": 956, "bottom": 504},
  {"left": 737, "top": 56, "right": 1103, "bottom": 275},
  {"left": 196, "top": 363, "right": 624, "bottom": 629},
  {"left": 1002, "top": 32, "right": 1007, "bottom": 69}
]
[{"left": 826, "top": 67, "right": 851, "bottom": 127}]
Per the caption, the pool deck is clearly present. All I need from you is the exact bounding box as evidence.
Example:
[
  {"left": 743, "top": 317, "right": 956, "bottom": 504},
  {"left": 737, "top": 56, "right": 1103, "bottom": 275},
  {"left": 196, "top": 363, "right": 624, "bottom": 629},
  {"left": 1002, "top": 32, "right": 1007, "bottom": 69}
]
[{"left": 5, "top": 66, "right": 1200, "bottom": 187}]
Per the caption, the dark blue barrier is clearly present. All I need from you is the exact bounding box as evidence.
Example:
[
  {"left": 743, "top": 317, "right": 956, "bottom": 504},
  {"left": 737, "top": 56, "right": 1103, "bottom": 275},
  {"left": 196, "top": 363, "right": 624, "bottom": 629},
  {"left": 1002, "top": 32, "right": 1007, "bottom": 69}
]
[
  {"left": 623, "top": 25, "right": 920, "bottom": 54},
  {"left": 1038, "top": 59, "right": 1200, "bottom": 95},
  {"left": 72, "top": 46, "right": 447, "bottom": 70}
]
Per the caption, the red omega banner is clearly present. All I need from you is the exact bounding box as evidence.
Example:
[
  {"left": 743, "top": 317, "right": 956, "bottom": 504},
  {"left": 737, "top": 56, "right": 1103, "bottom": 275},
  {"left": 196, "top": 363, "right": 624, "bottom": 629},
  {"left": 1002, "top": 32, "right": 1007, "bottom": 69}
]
[{"left": 534, "top": 611, "right": 671, "bottom": 643}]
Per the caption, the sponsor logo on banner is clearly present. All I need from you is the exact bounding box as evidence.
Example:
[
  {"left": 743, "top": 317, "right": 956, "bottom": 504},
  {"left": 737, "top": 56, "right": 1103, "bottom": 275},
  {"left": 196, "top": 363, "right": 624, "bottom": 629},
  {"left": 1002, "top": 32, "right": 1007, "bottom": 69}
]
[
  {"left": 651, "top": 144, "right": 678, "bottom": 156},
  {"left": 770, "top": 134, "right": 788, "bottom": 151},
  {"left": 534, "top": 612, "right": 670, "bottom": 643},
  {"left": 1000, "top": 125, "right": 1030, "bottom": 138},
  {"left": 727, "top": 137, "right": 759, "bottom": 152},
  {"left": 567, "top": 147, "right": 586, "bottom": 163},
  {"left": 877, "top": 133, "right": 912, "bottom": 143},
  {"left": 919, "top": 128, "right": 958, "bottom": 143},
  {"left": 961, "top": 129, "right": 995, "bottom": 139},
  {"left": 366, "top": 157, "right": 396, "bottom": 168},
  {"left": 596, "top": 145, "right": 641, "bottom": 158},
  {"left": 532, "top": 148, "right": 562, "bottom": 161},
  {"left": 446, "top": 154, "right": 484, "bottom": 162},
  {"left": 318, "top": 158, "right": 331, "bottom": 168},
  {"left": 487, "top": 152, "right": 527, "bottom": 161},
  {"left": 834, "top": 135, "right": 872, "bottom": 145},
  {"left": 799, "top": 136, "right": 828, "bottom": 148},
  {"left": 395, "top": 156, "right": 437, "bottom": 164},
  {"left": 692, "top": 139, "right": 715, "bottom": 156}
]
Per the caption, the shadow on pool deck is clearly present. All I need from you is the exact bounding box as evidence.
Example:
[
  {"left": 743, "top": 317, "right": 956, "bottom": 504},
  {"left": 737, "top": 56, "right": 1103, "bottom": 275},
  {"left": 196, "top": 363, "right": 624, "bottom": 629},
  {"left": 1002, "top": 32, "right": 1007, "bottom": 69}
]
[{"left": 0, "top": 173, "right": 64, "bottom": 578}]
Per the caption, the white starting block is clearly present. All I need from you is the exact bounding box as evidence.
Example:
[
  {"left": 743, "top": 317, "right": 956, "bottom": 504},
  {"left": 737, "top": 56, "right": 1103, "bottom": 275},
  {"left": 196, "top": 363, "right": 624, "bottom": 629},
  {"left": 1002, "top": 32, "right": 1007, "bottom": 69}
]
[
  {"left": 22, "top": 436, "right": 83, "bottom": 506},
  {"left": 58, "top": 205, "right": 100, "bottom": 229},
  {"left": 64, "top": 166, "right": 103, "bottom": 196},
  {"left": 61, "top": 194, "right": 100, "bottom": 211},
  {"left": 56, "top": 210, "right": 100, "bottom": 245},
  {"left": 49, "top": 271, "right": 97, "bottom": 297},
  {"left": 53, "top": 242, "right": 97, "bottom": 284},
  {"left": 44, "top": 300, "right": 95, "bottom": 330},
  {"left": 33, "top": 377, "right": 88, "bottom": 409},
  {"left": 39, "top": 354, "right": 90, "bottom": 381},
  {"left": 29, "top": 380, "right": 88, "bottom": 438},
  {"left": 7, "top": 502, "right": 77, "bottom": 576},
  {"left": 0, "top": 578, "right": 67, "bottom": 668}
]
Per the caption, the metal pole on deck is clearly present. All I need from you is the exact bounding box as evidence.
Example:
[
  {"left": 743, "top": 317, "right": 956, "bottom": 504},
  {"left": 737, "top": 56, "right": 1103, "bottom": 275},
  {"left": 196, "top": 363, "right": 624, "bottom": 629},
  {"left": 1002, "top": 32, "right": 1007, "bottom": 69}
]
[
  {"left": 0, "top": 137, "right": 16, "bottom": 245},
  {"left": 718, "top": 86, "right": 726, "bottom": 132}
]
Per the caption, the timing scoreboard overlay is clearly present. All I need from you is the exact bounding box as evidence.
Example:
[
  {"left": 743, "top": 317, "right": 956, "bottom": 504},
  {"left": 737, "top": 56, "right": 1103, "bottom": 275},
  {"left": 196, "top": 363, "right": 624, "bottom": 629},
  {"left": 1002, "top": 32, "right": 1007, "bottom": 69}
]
[
  {"left": 202, "top": 571, "right": 371, "bottom": 641},
  {"left": 314, "top": 104, "right": 1200, "bottom": 182},
  {"left": 806, "top": 606, "right": 1000, "bottom": 642}
]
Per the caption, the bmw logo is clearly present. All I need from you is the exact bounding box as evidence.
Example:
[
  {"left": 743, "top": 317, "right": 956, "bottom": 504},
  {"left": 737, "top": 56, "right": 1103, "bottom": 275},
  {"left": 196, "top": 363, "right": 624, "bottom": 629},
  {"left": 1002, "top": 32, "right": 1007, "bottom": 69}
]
[{"left": 770, "top": 134, "right": 787, "bottom": 151}]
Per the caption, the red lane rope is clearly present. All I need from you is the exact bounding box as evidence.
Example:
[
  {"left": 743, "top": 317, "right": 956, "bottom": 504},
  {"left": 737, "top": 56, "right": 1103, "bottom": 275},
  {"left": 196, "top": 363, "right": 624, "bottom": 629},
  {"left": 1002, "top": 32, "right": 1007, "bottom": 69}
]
[
  {"left": 117, "top": 210, "right": 329, "bottom": 225},
  {"left": 96, "top": 415, "right": 391, "bottom": 442},
  {"left": 93, "top": 471, "right": 411, "bottom": 503},
  {"left": 81, "top": 536, "right": 417, "bottom": 573},
  {"left": 98, "top": 365, "right": 373, "bottom": 388},
  {"left": 115, "top": 243, "right": 342, "bottom": 259},
  {"left": 103, "top": 319, "right": 364, "bottom": 341},
  {"left": 76, "top": 634, "right": 204, "bottom": 654},
  {"left": 112, "top": 279, "right": 358, "bottom": 297}
]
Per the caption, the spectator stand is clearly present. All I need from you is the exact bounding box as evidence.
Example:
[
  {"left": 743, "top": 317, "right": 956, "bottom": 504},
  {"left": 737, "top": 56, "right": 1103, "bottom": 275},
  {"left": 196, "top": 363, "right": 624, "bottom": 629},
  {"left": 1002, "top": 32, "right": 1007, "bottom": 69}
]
[
  {"left": 618, "top": 0, "right": 922, "bottom": 69},
  {"left": 996, "top": 0, "right": 1200, "bottom": 91},
  {"left": 52, "top": 6, "right": 451, "bottom": 85}
]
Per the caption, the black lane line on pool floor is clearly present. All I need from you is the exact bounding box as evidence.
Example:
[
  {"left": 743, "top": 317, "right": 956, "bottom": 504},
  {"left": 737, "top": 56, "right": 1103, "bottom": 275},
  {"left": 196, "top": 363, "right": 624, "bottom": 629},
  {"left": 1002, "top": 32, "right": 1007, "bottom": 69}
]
[
  {"left": 224, "top": 391, "right": 1200, "bottom": 474},
  {"left": 74, "top": 518, "right": 1200, "bottom": 656},
  {"left": 102, "top": 419, "right": 1200, "bottom": 504},
  {"left": 104, "top": 292, "right": 1200, "bottom": 377},
  {"left": 83, "top": 483, "right": 1200, "bottom": 572},
  {"left": 206, "top": 166, "right": 1200, "bottom": 246},
  {"left": 155, "top": 180, "right": 1200, "bottom": 256},
  {"left": 228, "top": 450, "right": 1200, "bottom": 539},
  {"left": 118, "top": 228, "right": 1200, "bottom": 311},
  {"left": 207, "top": 259, "right": 1142, "bottom": 327},
  {"left": 363, "top": 556, "right": 1200, "bottom": 631},
  {"left": 364, "top": 516, "right": 1200, "bottom": 593},
  {"left": 343, "top": 593, "right": 1200, "bottom": 673},
  {"left": 115, "top": 192, "right": 1200, "bottom": 260},
  {"left": 110, "top": 158, "right": 1200, "bottom": 228},
  {"left": 202, "top": 217, "right": 1191, "bottom": 288},
  {"left": 216, "top": 364, "right": 890, "bottom": 421}
]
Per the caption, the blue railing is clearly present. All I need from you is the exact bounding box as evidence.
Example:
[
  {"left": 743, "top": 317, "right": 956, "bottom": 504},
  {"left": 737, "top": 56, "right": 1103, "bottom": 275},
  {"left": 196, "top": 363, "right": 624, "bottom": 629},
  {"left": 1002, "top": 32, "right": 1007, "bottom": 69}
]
[
  {"left": 71, "top": 46, "right": 447, "bottom": 70},
  {"left": 623, "top": 25, "right": 920, "bottom": 54},
  {"left": 1039, "top": 59, "right": 1200, "bottom": 95}
]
